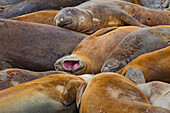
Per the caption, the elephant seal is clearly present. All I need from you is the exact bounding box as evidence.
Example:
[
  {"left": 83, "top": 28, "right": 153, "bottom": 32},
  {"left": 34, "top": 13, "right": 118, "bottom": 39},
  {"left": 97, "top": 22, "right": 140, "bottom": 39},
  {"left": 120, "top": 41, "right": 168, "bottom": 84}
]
[
  {"left": 0, "top": 68, "right": 67, "bottom": 90},
  {"left": 76, "top": 72, "right": 170, "bottom": 113},
  {"left": 141, "top": 0, "right": 170, "bottom": 10},
  {"left": 138, "top": 81, "right": 170, "bottom": 110},
  {"left": 54, "top": 0, "right": 170, "bottom": 34},
  {"left": 0, "top": 0, "right": 88, "bottom": 19},
  {"left": 0, "top": 19, "right": 88, "bottom": 71},
  {"left": 119, "top": 46, "right": 170, "bottom": 84},
  {"left": 0, "top": 0, "right": 24, "bottom": 5},
  {"left": 54, "top": 26, "right": 140, "bottom": 75},
  {"left": 0, "top": 73, "right": 93, "bottom": 113},
  {"left": 101, "top": 27, "right": 170, "bottom": 72},
  {"left": 12, "top": 10, "right": 59, "bottom": 25}
]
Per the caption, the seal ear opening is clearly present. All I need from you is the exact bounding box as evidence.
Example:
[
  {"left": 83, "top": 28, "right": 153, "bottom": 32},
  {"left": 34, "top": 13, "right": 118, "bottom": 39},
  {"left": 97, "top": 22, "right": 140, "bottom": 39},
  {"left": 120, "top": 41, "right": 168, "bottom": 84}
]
[
  {"left": 125, "top": 67, "right": 146, "bottom": 85},
  {"left": 76, "top": 82, "right": 87, "bottom": 109}
]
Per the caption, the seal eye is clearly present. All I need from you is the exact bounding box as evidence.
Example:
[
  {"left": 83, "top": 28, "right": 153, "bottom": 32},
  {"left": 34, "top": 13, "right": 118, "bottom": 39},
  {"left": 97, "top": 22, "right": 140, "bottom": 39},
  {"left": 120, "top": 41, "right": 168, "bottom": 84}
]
[{"left": 60, "top": 18, "right": 64, "bottom": 22}]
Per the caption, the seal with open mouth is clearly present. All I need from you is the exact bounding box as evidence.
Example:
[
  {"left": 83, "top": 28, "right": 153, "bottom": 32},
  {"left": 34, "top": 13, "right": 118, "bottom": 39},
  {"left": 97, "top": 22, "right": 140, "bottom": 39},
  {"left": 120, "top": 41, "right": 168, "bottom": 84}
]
[{"left": 54, "top": 26, "right": 140, "bottom": 74}]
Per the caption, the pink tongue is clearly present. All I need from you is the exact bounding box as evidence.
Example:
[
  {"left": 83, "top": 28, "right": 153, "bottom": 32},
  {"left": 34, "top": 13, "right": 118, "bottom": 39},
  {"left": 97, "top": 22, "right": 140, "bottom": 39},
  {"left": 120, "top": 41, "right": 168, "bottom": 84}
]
[{"left": 63, "top": 61, "right": 80, "bottom": 70}]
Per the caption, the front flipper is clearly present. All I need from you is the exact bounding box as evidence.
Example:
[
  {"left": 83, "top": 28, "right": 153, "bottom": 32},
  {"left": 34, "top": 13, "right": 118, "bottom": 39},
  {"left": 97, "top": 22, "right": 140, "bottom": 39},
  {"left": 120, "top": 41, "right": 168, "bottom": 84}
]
[
  {"left": 125, "top": 67, "right": 146, "bottom": 85},
  {"left": 62, "top": 79, "right": 84, "bottom": 106},
  {"left": 114, "top": 9, "right": 146, "bottom": 27}
]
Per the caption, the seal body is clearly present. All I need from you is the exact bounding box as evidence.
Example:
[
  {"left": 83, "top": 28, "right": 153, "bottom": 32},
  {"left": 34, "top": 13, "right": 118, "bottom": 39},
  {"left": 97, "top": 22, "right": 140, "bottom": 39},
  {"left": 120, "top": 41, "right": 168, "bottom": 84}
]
[
  {"left": 0, "top": 19, "right": 88, "bottom": 71},
  {"left": 77, "top": 73, "right": 170, "bottom": 113},
  {"left": 0, "top": 68, "right": 67, "bottom": 90},
  {"left": 138, "top": 81, "right": 170, "bottom": 110},
  {"left": 54, "top": 0, "right": 170, "bottom": 34},
  {"left": 0, "top": 74, "right": 86, "bottom": 113},
  {"left": 0, "top": 0, "right": 88, "bottom": 19},
  {"left": 101, "top": 27, "right": 170, "bottom": 72},
  {"left": 120, "top": 46, "right": 170, "bottom": 83},
  {"left": 141, "top": 0, "right": 170, "bottom": 10},
  {"left": 54, "top": 26, "right": 140, "bottom": 75},
  {"left": 0, "top": 0, "right": 24, "bottom": 5},
  {"left": 12, "top": 10, "right": 59, "bottom": 25}
]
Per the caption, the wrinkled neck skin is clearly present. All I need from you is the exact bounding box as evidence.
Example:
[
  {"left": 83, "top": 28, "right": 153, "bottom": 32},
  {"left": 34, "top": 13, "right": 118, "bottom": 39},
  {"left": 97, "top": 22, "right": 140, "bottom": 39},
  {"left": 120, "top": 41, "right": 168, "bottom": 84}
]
[{"left": 138, "top": 83, "right": 151, "bottom": 99}]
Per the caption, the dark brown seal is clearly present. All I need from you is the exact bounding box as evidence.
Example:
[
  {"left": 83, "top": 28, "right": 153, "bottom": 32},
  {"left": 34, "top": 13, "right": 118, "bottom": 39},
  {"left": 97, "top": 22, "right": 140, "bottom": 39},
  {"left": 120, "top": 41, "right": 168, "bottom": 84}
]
[
  {"left": 76, "top": 72, "right": 170, "bottom": 113},
  {"left": 54, "top": 0, "right": 170, "bottom": 34},
  {"left": 54, "top": 26, "right": 140, "bottom": 75},
  {"left": 141, "top": 0, "right": 170, "bottom": 10},
  {"left": 0, "top": 19, "right": 88, "bottom": 71},
  {"left": 0, "top": 0, "right": 88, "bottom": 19},
  {"left": 0, "top": 0, "right": 24, "bottom": 5},
  {"left": 12, "top": 10, "right": 59, "bottom": 25},
  {"left": 0, "top": 73, "right": 88, "bottom": 113},
  {"left": 0, "top": 68, "right": 67, "bottom": 90},
  {"left": 101, "top": 26, "right": 170, "bottom": 72},
  {"left": 119, "top": 46, "right": 170, "bottom": 84}
]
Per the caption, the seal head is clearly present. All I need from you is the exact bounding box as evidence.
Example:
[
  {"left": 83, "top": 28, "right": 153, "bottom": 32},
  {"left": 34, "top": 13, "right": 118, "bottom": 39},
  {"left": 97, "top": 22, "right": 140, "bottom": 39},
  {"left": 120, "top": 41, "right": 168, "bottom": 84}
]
[
  {"left": 54, "top": 55, "right": 86, "bottom": 74},
  {"left": 54, "top": 7, "right": 93, "bottom": 34}
]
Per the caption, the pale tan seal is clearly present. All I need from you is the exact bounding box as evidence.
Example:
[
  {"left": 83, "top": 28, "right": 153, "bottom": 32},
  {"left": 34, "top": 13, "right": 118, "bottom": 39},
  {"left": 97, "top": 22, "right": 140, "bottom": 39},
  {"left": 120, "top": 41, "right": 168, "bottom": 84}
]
[{"left": 138, "top": 81, "right": 170, "bottom": 110}]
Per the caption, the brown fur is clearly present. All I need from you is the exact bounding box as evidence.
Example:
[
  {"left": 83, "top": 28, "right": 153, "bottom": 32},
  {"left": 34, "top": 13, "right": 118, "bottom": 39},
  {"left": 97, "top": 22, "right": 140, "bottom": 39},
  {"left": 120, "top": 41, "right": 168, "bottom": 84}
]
[
  {"left": 0, "top": 19, "right": 88, "bottom": 71},
  {"left": 0, "top": 68, "right": 67, "bottom": 90},
  {"left": 12, "top": 10, "right": 59, "bottom": 25},
  {"left": 120, "top": 46, "right": 170, "bottom": 82},
  {"left": 0, "top": 74, "right": 86, "bottom": 113},
  {"left": 77, "top": 73, "right": 170, "bottom": 113},
  {"left": 54, "top": 0, "right": 170, "bottom": 34},
  {"left": 138, "top": 81, "right": 170, "bottom": 110},
  {"left": 102, "top": 26, "right": 170, "bottom": 72},
  {"left": 54, "top": 26, "right": 140, "bottom": 75}
]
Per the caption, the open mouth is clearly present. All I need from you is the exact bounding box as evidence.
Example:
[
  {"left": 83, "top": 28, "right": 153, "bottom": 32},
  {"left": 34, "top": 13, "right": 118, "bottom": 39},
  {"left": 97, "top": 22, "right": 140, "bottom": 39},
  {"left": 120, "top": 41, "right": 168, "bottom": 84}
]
[{"left": 63, "top": 61, "right": 80, "bottom": 71}]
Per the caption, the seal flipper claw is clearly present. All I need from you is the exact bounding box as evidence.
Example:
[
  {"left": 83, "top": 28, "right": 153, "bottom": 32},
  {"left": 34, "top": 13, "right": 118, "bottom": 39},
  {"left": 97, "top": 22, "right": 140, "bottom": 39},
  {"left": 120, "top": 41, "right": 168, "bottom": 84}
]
[{"left": 125, "top": 67, "right": 146, "bottom": 85}]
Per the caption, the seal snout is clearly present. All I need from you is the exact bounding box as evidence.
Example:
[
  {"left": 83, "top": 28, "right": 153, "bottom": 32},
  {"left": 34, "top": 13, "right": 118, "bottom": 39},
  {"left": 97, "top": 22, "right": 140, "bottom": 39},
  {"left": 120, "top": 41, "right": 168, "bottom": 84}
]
[{"left": 54, "top": 55, "right": 86, "bottom": 74}]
